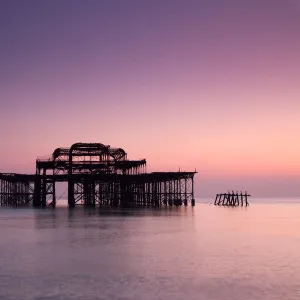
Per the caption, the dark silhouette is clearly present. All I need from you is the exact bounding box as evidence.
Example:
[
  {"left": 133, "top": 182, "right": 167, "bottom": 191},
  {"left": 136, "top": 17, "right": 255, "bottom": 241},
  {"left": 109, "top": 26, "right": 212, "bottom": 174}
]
[
  {"left": 0, "top": 142, "right": 196, "bottom": 208},
  {"left": 214, "top": 191, "right": 250, "bottom": 206}
]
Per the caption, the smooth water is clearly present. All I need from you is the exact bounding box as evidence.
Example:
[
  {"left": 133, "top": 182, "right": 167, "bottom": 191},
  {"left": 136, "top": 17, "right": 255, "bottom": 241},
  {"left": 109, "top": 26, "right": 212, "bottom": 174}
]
[{"left": 0, "top": 201, "right": 300, "bottom": 300}]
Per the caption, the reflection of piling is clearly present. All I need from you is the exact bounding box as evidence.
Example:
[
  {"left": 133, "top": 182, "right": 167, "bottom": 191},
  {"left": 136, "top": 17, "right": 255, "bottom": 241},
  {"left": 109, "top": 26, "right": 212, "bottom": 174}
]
[{"left": 214, "top": 191, "right": 250, "bottom": 206}]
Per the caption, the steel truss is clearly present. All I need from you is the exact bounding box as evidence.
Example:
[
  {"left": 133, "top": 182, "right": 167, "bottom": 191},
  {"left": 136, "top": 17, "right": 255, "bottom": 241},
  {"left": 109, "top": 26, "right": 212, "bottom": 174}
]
[
  {"left": 0, "top": 174, "right": 34, "bottom": 206},
  {"left": 0, "top": 142, "right": 196, "bottom": 208}
]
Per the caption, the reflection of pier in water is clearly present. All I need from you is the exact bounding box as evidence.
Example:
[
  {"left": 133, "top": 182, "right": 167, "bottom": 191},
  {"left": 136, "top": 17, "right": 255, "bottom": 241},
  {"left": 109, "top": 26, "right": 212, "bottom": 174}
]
[
  {"left": 0, "top": 142, "right": 196, "bottom": 208},
  {"left": 214, "top": 192, "right": 250, "bottom": 206}
]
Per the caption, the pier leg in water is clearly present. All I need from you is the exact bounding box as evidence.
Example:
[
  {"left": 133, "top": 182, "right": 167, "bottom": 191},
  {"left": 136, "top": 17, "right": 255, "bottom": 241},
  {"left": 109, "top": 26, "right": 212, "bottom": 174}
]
[
  {"left": 214, "top": 194, "right": 219, "bottom": 205},
  {"left": 214, "top": 191, "right": 251, "bottom": 207}
]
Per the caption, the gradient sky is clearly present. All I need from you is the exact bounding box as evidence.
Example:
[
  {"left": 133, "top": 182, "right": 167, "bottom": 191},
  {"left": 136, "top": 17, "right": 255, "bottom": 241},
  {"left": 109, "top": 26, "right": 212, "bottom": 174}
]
[{"left": 1, "top": 0, "right": 300, "bottom": 197}]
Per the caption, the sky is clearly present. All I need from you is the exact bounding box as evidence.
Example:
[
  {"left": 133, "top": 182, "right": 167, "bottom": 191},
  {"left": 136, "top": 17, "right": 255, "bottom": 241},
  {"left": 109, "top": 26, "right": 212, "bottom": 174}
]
[{"left": 1, "top": 0, "right": 300, "bottom": 197}]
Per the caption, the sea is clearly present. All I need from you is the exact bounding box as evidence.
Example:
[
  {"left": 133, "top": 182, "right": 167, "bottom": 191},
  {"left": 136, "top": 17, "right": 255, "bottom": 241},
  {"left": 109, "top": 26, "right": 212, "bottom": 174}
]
[{"left": 0, "top": 198, "right": 300, "bottom": 300}]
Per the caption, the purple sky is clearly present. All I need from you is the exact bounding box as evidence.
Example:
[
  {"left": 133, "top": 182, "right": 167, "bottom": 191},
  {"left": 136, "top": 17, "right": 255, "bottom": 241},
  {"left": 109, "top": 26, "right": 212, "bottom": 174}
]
[{"left": 1, "top": 0, "right": 300, "bottom": 197}]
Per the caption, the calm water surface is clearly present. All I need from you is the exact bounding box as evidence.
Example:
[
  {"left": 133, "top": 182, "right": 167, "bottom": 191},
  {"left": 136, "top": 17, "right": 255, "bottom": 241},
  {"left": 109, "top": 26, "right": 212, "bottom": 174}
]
[{"left": 0, "top": 200, "right": 300, "bottom": 300}]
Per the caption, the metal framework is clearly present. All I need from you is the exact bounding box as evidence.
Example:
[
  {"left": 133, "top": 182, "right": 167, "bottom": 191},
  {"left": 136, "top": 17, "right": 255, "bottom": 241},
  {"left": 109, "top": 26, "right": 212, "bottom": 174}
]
[
  {"left": 214, "top": 192, "right": 250, "bottom": 206},
  {"left": 0, "top": 173, "right": 34, "bottom": 206},
  {"left": 0, "top": 142, "right": 196, "bottom": 208}
]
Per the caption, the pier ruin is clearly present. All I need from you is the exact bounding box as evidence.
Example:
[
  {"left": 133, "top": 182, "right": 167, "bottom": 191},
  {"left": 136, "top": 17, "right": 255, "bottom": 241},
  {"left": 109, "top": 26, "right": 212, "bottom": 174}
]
[
  {"left": 214, "top": 192, "right": 250, "bottom": 206},
  {"left": 0, "top": 142, "right": 196, "bottom": 208}
]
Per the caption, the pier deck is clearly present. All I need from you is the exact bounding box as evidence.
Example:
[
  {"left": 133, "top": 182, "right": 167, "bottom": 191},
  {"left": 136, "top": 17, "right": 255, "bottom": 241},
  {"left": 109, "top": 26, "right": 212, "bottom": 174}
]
[{"left": 0, "top": 143, "right": 196, "bottom": 208}]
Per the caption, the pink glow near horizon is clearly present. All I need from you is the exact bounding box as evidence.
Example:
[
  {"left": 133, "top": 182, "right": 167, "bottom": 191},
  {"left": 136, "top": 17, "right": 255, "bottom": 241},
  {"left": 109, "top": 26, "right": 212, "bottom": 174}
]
[{"left": 0, "top": 0, "right": 300, "bottom": 197}]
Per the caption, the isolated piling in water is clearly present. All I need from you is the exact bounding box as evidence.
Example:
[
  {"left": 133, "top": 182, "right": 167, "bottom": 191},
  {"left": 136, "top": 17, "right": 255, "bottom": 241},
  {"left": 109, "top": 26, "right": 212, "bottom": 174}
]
[{"left": 214, "top": 191, "right": 250, "bottom": 206}]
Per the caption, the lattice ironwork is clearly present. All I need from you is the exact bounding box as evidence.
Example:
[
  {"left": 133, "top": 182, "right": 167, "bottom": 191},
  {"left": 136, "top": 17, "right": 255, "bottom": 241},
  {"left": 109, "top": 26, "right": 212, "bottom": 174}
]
[{"left": 1, "top": 142, "right": 196, "bottom": 208}]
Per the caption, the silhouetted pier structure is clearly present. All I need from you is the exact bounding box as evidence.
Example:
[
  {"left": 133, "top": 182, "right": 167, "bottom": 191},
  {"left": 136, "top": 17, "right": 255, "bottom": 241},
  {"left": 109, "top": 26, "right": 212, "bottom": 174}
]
[
  {"left": 214, "top": 191, "right": 250, "bottom": 206},
  {"left": 0, "top": 143, "right": 196, "bottom": 208}
]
